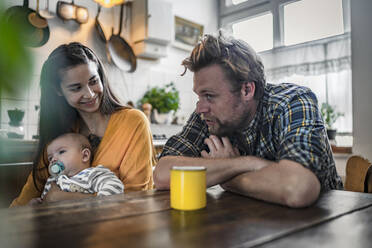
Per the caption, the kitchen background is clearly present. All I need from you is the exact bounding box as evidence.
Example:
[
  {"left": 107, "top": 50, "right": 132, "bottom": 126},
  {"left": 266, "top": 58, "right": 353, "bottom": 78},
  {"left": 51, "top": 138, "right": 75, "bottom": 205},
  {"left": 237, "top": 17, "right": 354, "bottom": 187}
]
[
  {"left": 0, "top": 0, "right": 218, "bottom": 140},
  {"left": 1, "top": 0, "right": 372, "bottom": 182}
]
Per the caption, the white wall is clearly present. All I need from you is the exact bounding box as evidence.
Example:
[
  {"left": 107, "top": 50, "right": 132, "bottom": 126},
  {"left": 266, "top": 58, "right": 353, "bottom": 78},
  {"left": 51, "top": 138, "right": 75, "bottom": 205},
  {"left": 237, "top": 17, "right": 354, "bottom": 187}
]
[
  {"left": 350, "top": 0, "right": 372, "bottom": 161},
  {"left": 0, "top": 0, "right": 218, "bottom": 139}
]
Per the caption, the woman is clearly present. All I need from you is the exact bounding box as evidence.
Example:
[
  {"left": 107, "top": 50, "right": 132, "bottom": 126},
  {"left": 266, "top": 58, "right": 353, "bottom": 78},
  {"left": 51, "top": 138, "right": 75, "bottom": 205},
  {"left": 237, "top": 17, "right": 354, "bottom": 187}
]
[{"left": 11, "top": 42, "right": 155, "bottom": 206}]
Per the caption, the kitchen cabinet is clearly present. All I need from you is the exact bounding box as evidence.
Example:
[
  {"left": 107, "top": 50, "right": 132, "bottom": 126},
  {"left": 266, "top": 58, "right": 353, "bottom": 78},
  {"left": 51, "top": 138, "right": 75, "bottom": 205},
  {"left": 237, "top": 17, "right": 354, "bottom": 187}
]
[
  {"left": 0, "top": 162, "right": 32, "bottom": 208},
  {"left": 131, "top": 0, "right": 173, "bottom": 59}
]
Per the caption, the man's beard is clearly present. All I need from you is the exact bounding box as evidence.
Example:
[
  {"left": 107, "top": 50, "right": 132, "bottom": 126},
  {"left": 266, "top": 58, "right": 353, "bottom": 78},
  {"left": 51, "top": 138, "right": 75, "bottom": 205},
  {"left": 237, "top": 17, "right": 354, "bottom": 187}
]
[{"left": 209, "top": 108, "right": 252, "bottom": 137}]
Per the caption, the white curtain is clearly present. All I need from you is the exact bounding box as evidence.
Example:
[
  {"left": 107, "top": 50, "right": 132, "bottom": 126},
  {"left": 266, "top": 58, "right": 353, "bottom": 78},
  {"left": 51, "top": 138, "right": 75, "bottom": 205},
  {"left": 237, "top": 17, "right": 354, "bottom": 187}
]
[{"left": 259, "top": 34, "right": 352, "bottom": 133}]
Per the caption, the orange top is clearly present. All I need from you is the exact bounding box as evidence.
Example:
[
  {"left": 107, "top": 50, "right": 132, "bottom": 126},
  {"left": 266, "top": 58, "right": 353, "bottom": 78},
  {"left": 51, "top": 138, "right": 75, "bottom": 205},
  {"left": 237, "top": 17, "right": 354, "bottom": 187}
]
[{"left": 10, "top": 109, "right": 155, "bottom": 207}]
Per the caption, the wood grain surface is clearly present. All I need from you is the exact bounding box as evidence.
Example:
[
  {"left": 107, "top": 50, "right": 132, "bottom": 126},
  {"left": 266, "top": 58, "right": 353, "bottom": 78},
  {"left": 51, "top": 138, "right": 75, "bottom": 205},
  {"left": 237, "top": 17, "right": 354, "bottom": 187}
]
[{"left": 1, "top": 187, "right": 372, "bottom": 248}]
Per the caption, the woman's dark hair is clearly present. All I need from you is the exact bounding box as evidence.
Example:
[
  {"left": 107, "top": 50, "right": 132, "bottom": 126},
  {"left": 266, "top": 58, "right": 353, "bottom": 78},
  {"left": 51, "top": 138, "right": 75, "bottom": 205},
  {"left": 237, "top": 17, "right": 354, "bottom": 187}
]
[
  {"left": 33, "top": 42, "right": 125, "bottom": 191},
  {"left": 182, "top": 30, "right": 266, "bottom": 99}
]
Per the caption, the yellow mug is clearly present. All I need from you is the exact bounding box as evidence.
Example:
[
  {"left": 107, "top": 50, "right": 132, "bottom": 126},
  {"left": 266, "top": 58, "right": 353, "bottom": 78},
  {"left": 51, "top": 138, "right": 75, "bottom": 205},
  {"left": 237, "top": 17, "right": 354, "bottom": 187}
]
[{"left": 170, "top": 166, "right": 206, "bottom": 211}]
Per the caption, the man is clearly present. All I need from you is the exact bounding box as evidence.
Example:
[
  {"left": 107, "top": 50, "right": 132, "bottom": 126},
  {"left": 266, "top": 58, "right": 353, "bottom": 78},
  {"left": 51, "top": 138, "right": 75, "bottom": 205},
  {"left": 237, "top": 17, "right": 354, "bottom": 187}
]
[{"left": 154, "top": 32, "right": 343, "bottom": 208}]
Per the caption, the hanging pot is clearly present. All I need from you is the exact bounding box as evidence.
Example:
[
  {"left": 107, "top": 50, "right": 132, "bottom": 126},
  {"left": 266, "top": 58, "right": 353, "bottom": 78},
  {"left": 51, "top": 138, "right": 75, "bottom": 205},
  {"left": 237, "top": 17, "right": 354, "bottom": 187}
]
[
  {"left": 5, "top": 0, "right": 49, "bottom": 47},
  {"left": 56, "top": 0, "right": 89, "bottom": 24},
  {"left": 107, "top": 4, "right": 136, "bottom": 72}
]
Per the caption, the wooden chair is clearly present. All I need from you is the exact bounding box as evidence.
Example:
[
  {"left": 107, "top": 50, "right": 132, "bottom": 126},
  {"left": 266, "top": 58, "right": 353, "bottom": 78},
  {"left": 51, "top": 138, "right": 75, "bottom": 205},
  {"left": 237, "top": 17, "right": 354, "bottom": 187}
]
[{"left": 345, "top": 155, "right": 372, "bottom": 193}]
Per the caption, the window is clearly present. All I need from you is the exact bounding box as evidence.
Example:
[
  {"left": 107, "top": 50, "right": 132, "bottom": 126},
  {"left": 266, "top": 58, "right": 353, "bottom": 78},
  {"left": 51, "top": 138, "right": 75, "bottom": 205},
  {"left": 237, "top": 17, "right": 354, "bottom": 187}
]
[
  {"left": 284, "top": 0, "right": 344, "bottom": 46},
  {"left": 231, "top": 0, "right": 249, "bottom": 5},
  {"left": 224, "top": 0, "right": 250, "bottom": 7},
  {"left": 271, "top": 71, "right": 352, "bottom": 133},
  {"left": 219, "top": 0, "right": 352, "bottom": 135},
  {"left": 232, "top": 13, "right": 273, "bottom": 52}
]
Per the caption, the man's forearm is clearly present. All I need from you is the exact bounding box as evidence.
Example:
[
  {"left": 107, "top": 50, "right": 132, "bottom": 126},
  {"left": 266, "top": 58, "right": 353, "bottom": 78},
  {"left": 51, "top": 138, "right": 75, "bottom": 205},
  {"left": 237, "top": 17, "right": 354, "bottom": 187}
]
[
  {"left": 153, "top": 155, "right": 270, "bottom": 189},
  {"left": 221, "top": 159, "right": 321, "bottom": 208}
]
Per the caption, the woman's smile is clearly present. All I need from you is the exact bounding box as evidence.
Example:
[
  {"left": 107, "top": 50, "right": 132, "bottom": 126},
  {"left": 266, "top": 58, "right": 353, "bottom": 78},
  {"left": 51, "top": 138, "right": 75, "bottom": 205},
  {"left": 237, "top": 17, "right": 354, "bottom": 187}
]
[{"left": 80, "top": 96, "right": 98, "bottom": 106}]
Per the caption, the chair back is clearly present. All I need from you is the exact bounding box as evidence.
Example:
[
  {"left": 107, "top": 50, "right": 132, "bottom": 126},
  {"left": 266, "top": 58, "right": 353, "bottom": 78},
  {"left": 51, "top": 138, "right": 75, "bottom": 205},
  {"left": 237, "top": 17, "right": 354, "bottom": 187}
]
[{"left": 345, "top": 155, "right": 372, "bottom": 192}]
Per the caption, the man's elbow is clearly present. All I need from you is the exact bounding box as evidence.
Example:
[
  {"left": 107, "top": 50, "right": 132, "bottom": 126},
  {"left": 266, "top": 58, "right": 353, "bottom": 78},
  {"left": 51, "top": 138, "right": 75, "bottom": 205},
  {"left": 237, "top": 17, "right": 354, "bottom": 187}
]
[
  {"left": 154, "top": 176, "right": 169, "bottom": 190},
  {"left": 283, "top": 175, "right": 321, "bottom": 208},
  {"left": 153, "top": 160, "right": 170, "bottom": 190}
]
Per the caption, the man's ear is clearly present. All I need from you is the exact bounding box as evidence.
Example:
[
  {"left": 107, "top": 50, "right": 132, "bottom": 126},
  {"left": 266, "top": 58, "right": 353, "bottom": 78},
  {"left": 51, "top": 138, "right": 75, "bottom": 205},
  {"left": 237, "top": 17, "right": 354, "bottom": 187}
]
[
  {"left": 241, "top": 82, "right": 255, "bottom": 100},
  {"left": 81, "top": 148, "right": 91, "bottom": 163}
]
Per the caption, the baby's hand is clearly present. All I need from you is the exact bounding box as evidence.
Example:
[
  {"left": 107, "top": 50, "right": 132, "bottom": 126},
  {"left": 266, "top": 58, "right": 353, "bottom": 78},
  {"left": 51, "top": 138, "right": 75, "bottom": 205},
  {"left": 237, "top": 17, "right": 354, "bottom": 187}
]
[{"left": 28, "top": 197, "right": 43, "bottom": 206}]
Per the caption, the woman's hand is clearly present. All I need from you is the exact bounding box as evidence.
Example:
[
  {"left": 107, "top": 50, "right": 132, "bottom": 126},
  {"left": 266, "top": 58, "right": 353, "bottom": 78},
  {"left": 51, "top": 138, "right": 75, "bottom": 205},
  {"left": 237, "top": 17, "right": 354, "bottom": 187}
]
[
  {"left": 43, "top": 182, "right": 63, "bottom": 203},
  {"left": 43, "top": 182, "right": 95, "bottom": 203},
  {"left": 28, "top": 197, "right": 43, "bottom": 206}
]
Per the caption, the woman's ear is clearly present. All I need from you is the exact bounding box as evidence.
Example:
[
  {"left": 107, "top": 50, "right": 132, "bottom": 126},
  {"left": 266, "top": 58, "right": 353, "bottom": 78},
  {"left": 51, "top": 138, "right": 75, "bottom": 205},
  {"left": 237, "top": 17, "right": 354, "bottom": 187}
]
[
  {"left": 81, "top": 148, "right": 91, "bottom": 163},
  {"left": 241, "top": 82, "right": 255, "bottom": 100}
]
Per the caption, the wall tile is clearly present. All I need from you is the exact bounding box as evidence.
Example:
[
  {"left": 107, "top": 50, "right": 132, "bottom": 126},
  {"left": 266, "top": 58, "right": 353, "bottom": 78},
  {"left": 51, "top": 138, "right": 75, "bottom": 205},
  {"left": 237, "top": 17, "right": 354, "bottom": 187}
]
[
  {"left": 28, "top": 101, "right": 40, "bottom": 126},
  {"left": 28, "top": 75, "right": 41, "bottom": 101},
  {"left": 1, "top": 99, "right": 28, "bottom": 126},
  {"left": 1, "top": 121, "right": 28, "bottom": 140},
  {"left": 27, "top": 125, "right": 39, "bottom": 140}
]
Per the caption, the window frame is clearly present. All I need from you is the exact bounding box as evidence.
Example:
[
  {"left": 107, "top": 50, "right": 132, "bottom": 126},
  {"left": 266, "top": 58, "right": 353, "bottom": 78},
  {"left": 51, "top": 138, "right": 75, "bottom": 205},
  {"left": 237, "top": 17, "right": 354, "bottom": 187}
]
[{"left": 219, "top": 0, "right": 350, "bottom": 49}]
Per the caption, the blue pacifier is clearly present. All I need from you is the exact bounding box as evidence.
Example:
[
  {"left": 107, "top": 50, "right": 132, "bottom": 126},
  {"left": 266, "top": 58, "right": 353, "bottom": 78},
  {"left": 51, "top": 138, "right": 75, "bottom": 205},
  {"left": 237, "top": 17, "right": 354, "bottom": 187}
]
[{"left": 49, "top": 161, "right": 65, "bottom": 177}]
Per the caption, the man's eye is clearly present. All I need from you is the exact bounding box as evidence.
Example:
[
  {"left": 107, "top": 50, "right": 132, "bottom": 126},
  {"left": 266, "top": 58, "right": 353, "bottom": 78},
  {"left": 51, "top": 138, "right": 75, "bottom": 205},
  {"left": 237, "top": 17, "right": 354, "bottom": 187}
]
[{"left": 205, "top": 94, "right": 213, "bottom": 100}]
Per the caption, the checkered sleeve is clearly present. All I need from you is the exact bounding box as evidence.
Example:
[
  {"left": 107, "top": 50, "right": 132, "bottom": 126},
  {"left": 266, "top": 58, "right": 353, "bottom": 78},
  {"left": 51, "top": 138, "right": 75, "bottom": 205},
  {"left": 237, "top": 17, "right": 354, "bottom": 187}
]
[
  {"left": 159, "top": 112, "right": 209, "bottom": 158},
  {"left": 274, "top": 90, "right": 342, "bottom": 190}
]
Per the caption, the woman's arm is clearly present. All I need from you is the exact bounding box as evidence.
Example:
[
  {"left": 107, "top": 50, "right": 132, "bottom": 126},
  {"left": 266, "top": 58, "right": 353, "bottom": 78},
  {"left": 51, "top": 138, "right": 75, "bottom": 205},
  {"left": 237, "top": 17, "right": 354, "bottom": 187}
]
[
  {"left": 118, "top": 112, "right": 155, "bottom": 191},
  {"left": 10, "top": 171, "right": 46, "bottom": 207},
  {"left": 43, "top": 182, "right": 95, "bottom": 203}
]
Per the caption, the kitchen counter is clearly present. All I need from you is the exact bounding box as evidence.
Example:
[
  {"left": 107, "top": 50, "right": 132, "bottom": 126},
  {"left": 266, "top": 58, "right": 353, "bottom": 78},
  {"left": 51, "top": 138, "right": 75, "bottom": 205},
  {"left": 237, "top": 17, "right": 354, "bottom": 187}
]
[
  {"left": 0, "top": 138, "right": 38, "bottom": 164},
  {"left": 0, "top": 124, "right": 183, "bottom": 164}
]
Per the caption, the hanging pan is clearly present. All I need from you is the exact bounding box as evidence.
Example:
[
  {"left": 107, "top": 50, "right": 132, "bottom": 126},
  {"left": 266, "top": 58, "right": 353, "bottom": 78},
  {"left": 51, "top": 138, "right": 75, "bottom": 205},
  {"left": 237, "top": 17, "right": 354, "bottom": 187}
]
[
  {"left": 95, "top": 5, "right": 112, "bottom": 62},
  {"left": 28, "top": 0, "right": 48, "bottom": 28},
  {"left": 107, "top": 4, "right": 136, "bottom": 73},
  {"left": 5, "top": 0, "right": 49, "bottom": 47},
  {"left": 39, "top": 0, "right": 55, "bottom": 19},
  {"left": 95, "top": 5, "right": 106, "bottom": 43},
  {"left": 28, "top": 0, "right": 50, "bottom": 46}
]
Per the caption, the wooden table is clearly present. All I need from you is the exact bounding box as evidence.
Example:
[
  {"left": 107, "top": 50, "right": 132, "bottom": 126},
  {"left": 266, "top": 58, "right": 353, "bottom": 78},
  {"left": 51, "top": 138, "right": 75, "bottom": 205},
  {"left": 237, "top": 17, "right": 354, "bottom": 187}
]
[{"left": 1, "top": 187, "right": 372, "bottom": 248}]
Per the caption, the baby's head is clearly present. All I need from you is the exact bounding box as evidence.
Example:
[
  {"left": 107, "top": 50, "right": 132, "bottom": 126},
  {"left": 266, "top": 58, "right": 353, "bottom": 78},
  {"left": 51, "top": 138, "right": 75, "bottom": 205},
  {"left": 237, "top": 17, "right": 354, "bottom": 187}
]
[{"left": 47, "top": 133, "right": 92, "bottom": 177}]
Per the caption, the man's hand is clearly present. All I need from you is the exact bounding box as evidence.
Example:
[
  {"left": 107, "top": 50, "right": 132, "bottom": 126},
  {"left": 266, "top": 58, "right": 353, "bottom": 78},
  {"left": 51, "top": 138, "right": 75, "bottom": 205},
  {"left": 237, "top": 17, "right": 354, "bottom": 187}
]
[{"left": 201, "top": 135, "right": 240, "bottom": 159}]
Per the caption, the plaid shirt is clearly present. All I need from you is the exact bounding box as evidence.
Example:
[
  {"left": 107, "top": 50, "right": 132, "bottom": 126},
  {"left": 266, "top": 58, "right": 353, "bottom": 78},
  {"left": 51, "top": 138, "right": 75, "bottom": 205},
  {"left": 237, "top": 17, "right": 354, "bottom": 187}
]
[{"left": 160, "top": 83, "right": 343, "bottom": 191}]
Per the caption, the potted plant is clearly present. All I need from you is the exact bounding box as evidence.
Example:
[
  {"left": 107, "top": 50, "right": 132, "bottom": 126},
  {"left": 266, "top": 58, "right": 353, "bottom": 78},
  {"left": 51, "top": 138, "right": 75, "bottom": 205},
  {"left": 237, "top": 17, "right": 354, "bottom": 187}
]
[
  {"left": 138, "top": 82, "right": 180, "bottom": 124},
  {"left": 320, "top": 102, "right": 344, "bottom": 140}
]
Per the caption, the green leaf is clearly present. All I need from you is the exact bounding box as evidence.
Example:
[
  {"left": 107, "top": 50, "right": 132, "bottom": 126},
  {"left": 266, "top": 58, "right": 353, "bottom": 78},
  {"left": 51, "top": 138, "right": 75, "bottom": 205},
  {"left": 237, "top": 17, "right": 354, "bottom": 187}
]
[
  {"left": 320, "top": 102, "right": 344, "bottom": 129},
  {"left": 138, "top": 82, "right": 180, "bottom": 114}
]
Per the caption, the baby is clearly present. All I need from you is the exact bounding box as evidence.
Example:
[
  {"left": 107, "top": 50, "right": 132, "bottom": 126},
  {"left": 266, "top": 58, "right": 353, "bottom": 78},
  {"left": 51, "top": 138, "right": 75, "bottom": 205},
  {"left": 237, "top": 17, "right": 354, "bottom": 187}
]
[{"left": 40, "top": 133, "right": 124, "bottom": 201}]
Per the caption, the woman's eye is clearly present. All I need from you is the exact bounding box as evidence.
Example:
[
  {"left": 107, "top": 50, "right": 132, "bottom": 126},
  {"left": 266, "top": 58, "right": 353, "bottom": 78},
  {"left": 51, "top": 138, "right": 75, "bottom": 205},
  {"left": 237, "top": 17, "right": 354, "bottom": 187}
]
[
  {"left": 70, "top": 86, "right": 81, "bottom": 92},
  {"left": 89, "top": 79, "right": 98, "bottom": 85}
]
